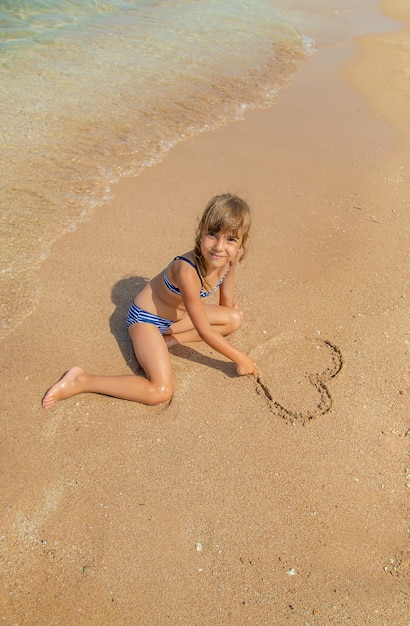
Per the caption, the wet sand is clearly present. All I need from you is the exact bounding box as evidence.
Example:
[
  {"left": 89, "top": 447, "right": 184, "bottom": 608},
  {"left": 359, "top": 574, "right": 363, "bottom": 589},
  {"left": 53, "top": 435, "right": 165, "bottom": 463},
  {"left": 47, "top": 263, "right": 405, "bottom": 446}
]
[{"left": 0, "top": 1, "right": 409, "bottom": 623}]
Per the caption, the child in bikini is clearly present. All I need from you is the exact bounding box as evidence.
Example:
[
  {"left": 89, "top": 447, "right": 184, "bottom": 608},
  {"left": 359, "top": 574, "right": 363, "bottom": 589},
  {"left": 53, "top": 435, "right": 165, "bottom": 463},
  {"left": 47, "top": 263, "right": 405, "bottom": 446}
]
[{"left": 42, "top": 193, "right": 257, "bottom": 407}]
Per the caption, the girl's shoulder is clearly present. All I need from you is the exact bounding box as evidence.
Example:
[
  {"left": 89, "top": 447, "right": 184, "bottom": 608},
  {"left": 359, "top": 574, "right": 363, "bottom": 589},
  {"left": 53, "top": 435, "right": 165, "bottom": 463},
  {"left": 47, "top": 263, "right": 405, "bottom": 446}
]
[
  {"left": 163, "top": 251, "right": 196, "bottom": 274},
  {"left": 173, "top": 252, "right": 196, "bottom": 269},
  {"left": 163, "top": 251, "right": 201, "bottom": 296},
  {"left": 169, "top": 251, "right": 201, "bottom": 276}
]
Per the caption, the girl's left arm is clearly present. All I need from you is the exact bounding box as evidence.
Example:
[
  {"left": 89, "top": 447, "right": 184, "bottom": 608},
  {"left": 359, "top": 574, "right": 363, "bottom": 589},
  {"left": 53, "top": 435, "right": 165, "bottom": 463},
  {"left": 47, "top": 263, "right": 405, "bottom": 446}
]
[{"left": 218, "top": 257, "right": 238, "bottom": 308}]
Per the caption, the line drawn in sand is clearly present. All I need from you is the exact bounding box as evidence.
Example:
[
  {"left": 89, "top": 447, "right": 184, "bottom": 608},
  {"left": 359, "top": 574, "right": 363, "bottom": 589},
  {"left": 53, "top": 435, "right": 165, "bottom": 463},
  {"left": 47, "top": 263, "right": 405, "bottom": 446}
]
[{"left": 250, "top": 333, "right": 343, "bottom": 424}]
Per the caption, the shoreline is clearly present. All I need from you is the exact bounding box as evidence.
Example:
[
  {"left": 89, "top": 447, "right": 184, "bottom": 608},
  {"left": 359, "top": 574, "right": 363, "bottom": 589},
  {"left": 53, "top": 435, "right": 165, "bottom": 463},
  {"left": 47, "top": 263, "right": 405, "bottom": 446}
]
[
  {"left": 1, "top": 1, "right": 409, "bottom": 623},
  {"left": 0, "top": 2, "right": 311, "bottom": 344}
]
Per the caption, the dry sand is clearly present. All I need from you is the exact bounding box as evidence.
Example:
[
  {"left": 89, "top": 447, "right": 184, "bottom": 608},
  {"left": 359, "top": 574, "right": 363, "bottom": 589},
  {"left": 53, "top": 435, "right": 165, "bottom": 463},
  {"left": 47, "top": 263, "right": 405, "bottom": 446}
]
[{"left": 1, "top": 1, "right": 409, "bottom": 624}]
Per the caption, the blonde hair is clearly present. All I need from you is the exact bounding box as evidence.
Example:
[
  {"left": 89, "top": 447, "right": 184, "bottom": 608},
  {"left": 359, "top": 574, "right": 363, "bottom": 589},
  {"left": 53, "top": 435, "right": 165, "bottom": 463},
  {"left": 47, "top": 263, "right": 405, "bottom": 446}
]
[{"left": 194, "top": 194, "right": 251, "bottom": 288}]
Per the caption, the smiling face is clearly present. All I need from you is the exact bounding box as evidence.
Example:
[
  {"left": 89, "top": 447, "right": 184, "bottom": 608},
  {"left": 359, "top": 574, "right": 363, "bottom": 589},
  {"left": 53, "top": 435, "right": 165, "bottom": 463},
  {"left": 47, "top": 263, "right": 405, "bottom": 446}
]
[
  {"left": 194, "top": 194, "right": 251, "bottom": 288},
  {"left": 200, "top": 229, "right": 243, "bottom": 269}
]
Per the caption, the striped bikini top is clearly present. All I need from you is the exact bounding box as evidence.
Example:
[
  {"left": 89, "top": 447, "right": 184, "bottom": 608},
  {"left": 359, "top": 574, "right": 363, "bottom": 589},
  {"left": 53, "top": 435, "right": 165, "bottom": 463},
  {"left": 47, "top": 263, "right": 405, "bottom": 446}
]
[{"left": 163, "top": 255, "right": 231, "bottom": 298}]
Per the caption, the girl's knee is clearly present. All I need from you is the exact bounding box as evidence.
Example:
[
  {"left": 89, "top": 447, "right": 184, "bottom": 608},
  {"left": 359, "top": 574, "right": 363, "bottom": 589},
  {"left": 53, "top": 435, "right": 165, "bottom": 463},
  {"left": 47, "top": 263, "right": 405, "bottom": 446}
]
[
  {"left": 229, "top": 308, "right": 243, "bottom": 332},
  {"left": 146, "top": 382, "right": 173, "bottom": 405}
]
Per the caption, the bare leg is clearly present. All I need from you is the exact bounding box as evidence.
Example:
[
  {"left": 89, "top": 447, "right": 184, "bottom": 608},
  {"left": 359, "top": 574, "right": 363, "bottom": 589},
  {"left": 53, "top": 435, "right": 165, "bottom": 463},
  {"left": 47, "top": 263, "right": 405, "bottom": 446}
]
[
  {"left": 42, "top": 323, "right": 173, "bottom": 408},
  {"left": 165, "top": 304, "right": 242, "bottom": 347}
]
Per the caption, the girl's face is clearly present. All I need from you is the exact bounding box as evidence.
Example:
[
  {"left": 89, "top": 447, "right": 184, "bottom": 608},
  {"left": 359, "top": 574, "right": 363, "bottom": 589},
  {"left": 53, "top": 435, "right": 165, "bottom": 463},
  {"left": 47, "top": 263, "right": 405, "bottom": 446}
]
[{"left": 200, "top": 229, "right": 243, "bottom": 268}]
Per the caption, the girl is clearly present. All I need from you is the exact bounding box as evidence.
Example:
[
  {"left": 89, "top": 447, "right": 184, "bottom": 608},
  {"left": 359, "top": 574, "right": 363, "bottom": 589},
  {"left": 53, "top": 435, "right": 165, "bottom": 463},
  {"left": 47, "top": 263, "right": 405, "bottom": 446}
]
[{"left": 42, "top": 194, "right": 257, "bottom": 408}]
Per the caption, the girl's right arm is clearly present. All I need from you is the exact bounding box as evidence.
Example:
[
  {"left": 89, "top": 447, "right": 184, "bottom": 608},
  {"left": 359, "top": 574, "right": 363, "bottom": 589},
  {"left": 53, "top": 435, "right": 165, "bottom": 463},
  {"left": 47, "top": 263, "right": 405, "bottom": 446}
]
[{"left": 178, "top": 266, "right": 257, "bottom": 377}]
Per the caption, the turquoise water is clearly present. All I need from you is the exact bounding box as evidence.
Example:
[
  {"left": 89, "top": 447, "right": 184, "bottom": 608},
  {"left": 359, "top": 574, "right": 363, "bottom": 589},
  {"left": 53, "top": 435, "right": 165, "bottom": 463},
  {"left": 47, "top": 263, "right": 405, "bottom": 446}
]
[{"left": 0, "top": 0, "right": 342, "bottom": 338}]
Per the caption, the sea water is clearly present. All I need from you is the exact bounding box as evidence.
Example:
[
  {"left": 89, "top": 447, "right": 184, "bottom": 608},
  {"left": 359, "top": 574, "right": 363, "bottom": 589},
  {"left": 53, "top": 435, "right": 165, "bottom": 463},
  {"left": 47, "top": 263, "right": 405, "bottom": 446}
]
[{"left": 0, "top": 0, "right": 352, "bottom": 338}]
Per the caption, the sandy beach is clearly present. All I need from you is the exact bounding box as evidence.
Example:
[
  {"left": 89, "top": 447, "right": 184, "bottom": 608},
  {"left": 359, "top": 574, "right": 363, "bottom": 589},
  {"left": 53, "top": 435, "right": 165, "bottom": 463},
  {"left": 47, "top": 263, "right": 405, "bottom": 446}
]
[{"left": 1, "top": 1, "right": 409, "bottom": 624}]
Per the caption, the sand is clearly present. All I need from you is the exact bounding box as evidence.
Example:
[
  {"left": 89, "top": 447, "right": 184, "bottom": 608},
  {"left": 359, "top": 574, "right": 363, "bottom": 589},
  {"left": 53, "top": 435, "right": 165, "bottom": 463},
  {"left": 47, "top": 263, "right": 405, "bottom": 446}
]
[{"left": 1, "top": 1, "right": 409, "bottom": 624}]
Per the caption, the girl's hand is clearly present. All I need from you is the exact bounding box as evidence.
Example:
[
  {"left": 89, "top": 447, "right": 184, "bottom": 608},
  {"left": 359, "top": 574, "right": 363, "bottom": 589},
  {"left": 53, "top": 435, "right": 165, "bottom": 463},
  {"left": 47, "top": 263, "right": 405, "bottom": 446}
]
[{"left": 235, "top": 354, "right": 257, "bottom": 378}]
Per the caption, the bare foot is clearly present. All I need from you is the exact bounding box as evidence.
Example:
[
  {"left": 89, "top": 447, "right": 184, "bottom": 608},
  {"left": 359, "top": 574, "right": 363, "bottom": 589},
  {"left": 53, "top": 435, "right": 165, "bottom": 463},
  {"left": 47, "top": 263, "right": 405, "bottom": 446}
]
[{"left": 42, "top": 366, "right": 86, "bottom": 409}]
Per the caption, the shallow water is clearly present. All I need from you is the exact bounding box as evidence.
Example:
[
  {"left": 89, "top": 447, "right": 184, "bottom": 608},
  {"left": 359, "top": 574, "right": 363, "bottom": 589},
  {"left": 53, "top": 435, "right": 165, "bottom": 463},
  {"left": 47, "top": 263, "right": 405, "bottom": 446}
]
[{"left": 0, "top": 0, "right": 365, "bottom": 338}]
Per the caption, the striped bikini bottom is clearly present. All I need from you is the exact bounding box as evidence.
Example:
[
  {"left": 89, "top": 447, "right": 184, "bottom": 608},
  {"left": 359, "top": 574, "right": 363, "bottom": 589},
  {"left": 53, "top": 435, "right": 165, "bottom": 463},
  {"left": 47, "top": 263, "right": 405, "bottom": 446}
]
[{"left": 126, "top": 302, "right": 174, "bottom": 335}]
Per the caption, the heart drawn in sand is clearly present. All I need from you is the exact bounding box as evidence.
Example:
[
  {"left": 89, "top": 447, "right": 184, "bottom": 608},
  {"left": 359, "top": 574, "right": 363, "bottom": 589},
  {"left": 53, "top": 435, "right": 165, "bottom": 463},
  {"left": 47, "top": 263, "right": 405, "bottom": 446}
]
[{"left": 250, "top": 333, "right": 343, "bottom": 424}]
